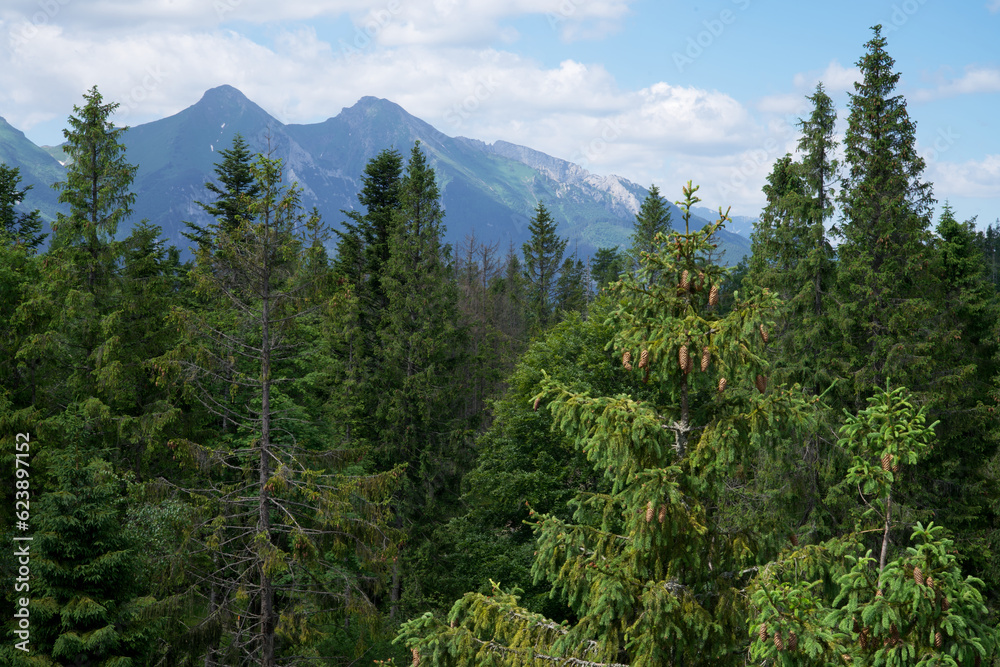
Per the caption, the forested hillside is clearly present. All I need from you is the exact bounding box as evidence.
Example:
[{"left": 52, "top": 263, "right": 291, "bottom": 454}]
[{"left": 2, "top": 25, "right": 1000, "bottom": 667}]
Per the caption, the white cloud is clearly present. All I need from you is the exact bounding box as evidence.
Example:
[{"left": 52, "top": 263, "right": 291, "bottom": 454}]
[
  {"left": 913, "top": 67, "right": 1000, "bottom": 102},
  {"left": 988, "top": 0, "right": 1000, "bottom": 13},
  {"left": 792, "top": 60, "right": 861, "bottom": 95},
  {"left": 756, "top": 93, "right": 808, "bottom": 115},
  {"left": 931, "top": 155, "right": 1000, "bottom": 198}
]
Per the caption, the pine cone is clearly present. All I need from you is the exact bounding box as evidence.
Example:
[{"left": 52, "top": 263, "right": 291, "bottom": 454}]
[
  {"left": 412, "top": 648, "right": 420, "bottom": 667},
  {"left": 696, "top": 271, "right": 705, "bottom": 291},
  {"left": 926, "top": 576, "right": 934, "bottom": 590},
  {"left": 709, "top": 284, "right": 719, "bottom": 306},
  {"left": 935, "top": 630, "right": 943, "bottom": 648},
  {"left": 658, "top": 504, "right": 667, "bottom": 524},
  {"left": 881, "top": 452, "right": 892, "bottom": 471},
  {"left": 679, "top": 345, "right": 690, "bottom": 374},
  {"left": 773, "top": 631, "right": 784, "bottom": 651},
  {"left": 533, "top": 396, "right": 541, "bottom": 412},
  {"left": 755, "top": 374, "right": 767, "bottom": 394},
  {"left": 680, "top": 269, "right": 690, "bottom": 291},
  {"left": 758, "top": 623, "right": 768, "bottom": 643},
  {"left": 718, "top": 377, "right": 727, "bottom": 393},
  {"left": 790, "top": 532, "right": 798, "bottom": 547},
  {"left": 859, "top": 626, "right": 870, "bottom": 649},
  {"left": 701, "top": 346, "right": 710, "bottom": 372},
  {"left": 623, "top": 350, "right": 632, "bottom": 370},
  {"left": 913, "top": 566, "right": 924, "bottom": 586},
  {"left": 639, "top": 349, "right": 649, "bottom": 369},
  {"left": 760, "top": 324, "right": 769, "bottom": 344},
  {"left": 941, "top": 596, "right": 950, "bottom": 611},
  {"left": 686, "top": 354, "right": 694, "bottom": 375},
  {"left": 788, "top": 631, "right": 798, "bottom": 651},
  {"left": 645, "top": 501, "right": 654, "bottom": 523}
]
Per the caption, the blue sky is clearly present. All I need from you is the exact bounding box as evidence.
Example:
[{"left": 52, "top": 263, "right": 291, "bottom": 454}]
[{"left": 1, "top": 0, "right": 998, "bottom": 225}]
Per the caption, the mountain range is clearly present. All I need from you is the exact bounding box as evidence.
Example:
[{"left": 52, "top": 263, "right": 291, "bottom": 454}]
[{"left": 0, "top": 85, "right": 752, "bottom": 264}]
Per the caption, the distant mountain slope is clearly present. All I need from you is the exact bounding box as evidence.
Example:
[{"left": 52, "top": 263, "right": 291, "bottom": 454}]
[
  {"left": 1, "top": 86, "right": 750, "bottom": 264},
  {"left": 0, "top": 116, "right": 67, "bottom": 228}
]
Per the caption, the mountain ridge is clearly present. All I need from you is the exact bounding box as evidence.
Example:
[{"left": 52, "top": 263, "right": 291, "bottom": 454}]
[{"left": 0, "top": 86, "right": 751, "bottom": 263}]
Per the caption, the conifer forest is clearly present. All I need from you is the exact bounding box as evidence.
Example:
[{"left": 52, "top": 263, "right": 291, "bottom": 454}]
[{"left": 4, "top": 24, "right": 1000, "bottom": 667}]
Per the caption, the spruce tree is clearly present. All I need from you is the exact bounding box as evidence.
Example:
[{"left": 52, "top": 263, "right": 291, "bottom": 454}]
[
  {"left": 834, "top": 24, "right": 936, "bottom": 402},
  {"left": 521, "top": 201, "right": 567, "bottom": 330},
  {"left": 747, "top": 83, "right": 837, "bottom": 394},
  {"left": 7, "top": 447, "right": 160, "bottom": 666},
  {"left": 378, "top": 141, "right": 466, "bottom": 618},
  {"left": 396, "top": 182, "right": 816, "bottom": 666},
  {"left": 589, "top": 246, "right": 627, "bottom": 292},
  {"left": 627, "top": 184, "right": 672, "bottom": 280},
  {"left": 163, "top": 151, "right": 399, "bottom": 666},
  {"left": 554, "top": 254, "right": 587, "bottom": 317},
  {"left": 0, "top": 164, "right": 46, "bottom": 250},
  {"left": 51, "top": 85, "right": 135, "bottom": 293},
  {"left": 185, "top": 132, "right": 261, "bottom": 250}
]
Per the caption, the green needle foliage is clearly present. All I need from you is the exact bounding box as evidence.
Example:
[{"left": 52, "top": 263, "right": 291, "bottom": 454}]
[
  {"left": 522, "top": 201, "right": 568, "bottom": 331},
  {"left": 0, "top": 164, "right": 46, "bottom": 250},
  {"left": 748, "top": 384, "right": 999, "bottom": 666},
  {"left": 6, "top": 448, "right": 160, "bottom": 667},
  {"left": 395, "top": 182, "right": 818, "bottom": 666},
  {"left": 834, "top": 25, "right": 936, "bottom": 403}
]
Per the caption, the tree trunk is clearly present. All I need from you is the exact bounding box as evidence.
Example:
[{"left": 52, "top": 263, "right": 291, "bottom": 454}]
[{"left": 259, "top": 267, "right": 275, "bottom": 667}]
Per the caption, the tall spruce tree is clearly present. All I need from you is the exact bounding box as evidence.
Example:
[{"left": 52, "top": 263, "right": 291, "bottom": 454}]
[
  {"left": 164, "top": 150, "right": 399, "bottom": 666},
  {"left": 51, "top": 85, "right": 135, "bottom": 292},
  {"left": 184, "top": 133, "right": 261, "bottom": 251},
  {"left": 747, "top": 83, "right": 837, "bottom": 394},
  {"left": 378, "top": 141, "right": 466, "bottom": 618},
  {"left": 397, "top": 182, "right": 817, "bottom": 666},
  {"left": 834, "top": 24, "right": 936, "bottom": 402},
  {"left": 522, "top": 201, "right": 568, "bottom": 330}
]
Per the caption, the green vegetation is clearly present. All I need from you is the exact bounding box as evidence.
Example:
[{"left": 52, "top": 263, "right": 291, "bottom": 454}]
[{"left": 2, "top": 25, "right": 999, "bottom": 667}]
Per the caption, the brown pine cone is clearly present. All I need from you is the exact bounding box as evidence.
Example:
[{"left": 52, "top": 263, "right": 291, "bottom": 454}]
[
  {"left": 788, "top": 631, "right": 798, "bottom": 651},
  {"left": 755, "top": 374, "right": 767, "bottom": 394},
  {"left": 941, "top": 596, "right": 950, "bottom": 611},
  {"left": 638, "top": 349, "right": 649, "bottom": 369},
  {"left": 758, "top": 623, "right": 768, "bottom": 643},
  {"left": 680, "top": 269, "right": 690, "bottom": 291},
  {"left": 658, "top": 504, "right": 667, "bottom": 524},
  {"left": 859, "top": 626, "right": 870, "bottom": 649},
  {"left": 709, "top": 284, "right": 719, "bottom": 306},
  {"left": 701, "top": 346, "right": 710, "bottom": 372},
  {"left": 789, "top": 532, "right": 798, "bottom": 547},
  {"left": 622, "top": 350, "right": 632, "bottom": 370},
  {"left": 645, "top": 501, "right": 654, "bottom": 523},
  {"left": 760, "top": 324, "right": 769, "bottom": 344},
  {"left": 881, "top": 452, "right": 892, "bottom": 471},
  {"left": 718, "top": 377, "right": 727, "bottom": 393},
  {"left": 412, "top": 648, "right": 420, "bottom": 667},
  {"left": 533, "top": 396, "right": 541, "bottom": 412},
  {"left": 913, "top": 566, "right": 924, "bottom": 586},
  {"left": 773, "top": 631, "right": 784, "bottom": 651},
  {"left": 926, "top": 576, "right": 935, "bottom": 590},
  {"left": 935, "top": 630, "right": 943, "bottom": 648},
  {"left": 679, "top": 345, "right": 690, "bottom": 373}
]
